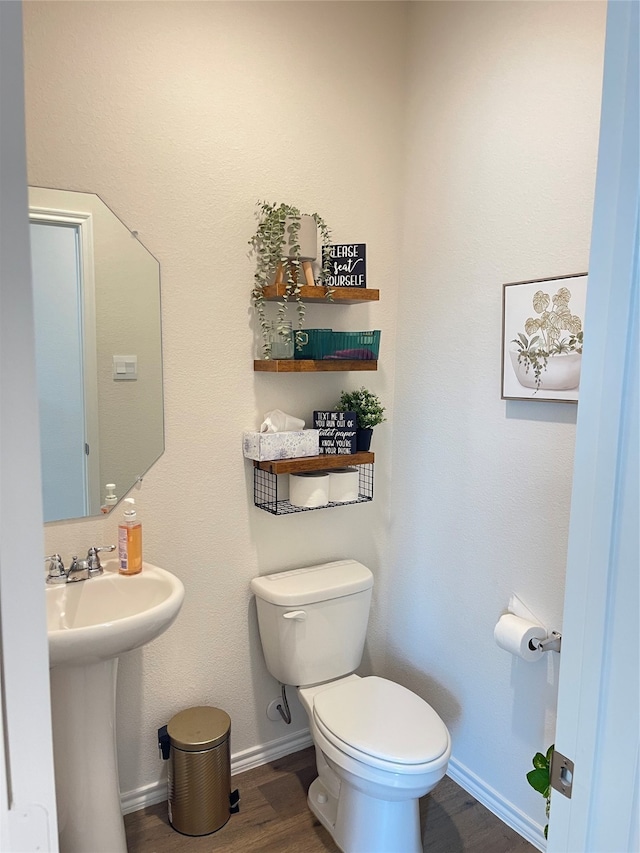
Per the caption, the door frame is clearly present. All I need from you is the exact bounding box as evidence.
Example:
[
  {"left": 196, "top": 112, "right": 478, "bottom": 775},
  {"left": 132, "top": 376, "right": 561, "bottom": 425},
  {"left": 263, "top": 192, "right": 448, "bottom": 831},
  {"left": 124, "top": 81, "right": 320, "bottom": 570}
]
[
  {"left": 548, "top": 1, "right": 639, "bottom": 850},
  {"left": 29, "top": 205, "right": 101, "bottom": 516}
]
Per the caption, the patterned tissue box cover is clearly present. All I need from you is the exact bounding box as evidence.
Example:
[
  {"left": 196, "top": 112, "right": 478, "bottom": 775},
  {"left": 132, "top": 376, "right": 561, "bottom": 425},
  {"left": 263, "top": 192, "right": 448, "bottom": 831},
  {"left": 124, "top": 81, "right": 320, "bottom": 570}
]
[{"left": 243, "top": 429, "right": 320, "bottom": 461}]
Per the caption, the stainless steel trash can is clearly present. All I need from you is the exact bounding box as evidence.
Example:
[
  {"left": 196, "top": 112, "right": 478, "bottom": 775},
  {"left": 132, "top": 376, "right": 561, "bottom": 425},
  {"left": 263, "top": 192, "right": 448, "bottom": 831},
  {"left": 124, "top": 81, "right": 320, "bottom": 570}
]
[{"left": 160, "top": 706, "right": 233, "bottom": 836}]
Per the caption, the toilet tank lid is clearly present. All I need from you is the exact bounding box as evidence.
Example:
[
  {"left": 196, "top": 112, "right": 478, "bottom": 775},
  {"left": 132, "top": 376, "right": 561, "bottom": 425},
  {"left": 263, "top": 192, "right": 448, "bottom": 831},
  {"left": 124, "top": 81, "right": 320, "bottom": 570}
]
[{"left": 250, "top": 560, "right": 373, "bottom": 606}]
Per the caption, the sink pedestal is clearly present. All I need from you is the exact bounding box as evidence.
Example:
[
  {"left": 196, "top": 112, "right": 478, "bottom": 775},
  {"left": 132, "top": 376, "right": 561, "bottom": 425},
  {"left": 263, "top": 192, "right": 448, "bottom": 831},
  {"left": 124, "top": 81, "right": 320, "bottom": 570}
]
[
  {"left": 47, "top": 563, "right": 185, "bottom": 852},
  {"left": 50, "top": 659, "right": 127, "bottom": 853}
]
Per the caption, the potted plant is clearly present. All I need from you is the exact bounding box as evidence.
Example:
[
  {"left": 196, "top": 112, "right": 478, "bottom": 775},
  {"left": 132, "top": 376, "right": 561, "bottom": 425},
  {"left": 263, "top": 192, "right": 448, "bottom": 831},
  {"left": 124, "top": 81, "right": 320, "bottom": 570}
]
[
  {"left": 337, "top": 387, "right": 386, "bottom": 451},
  {"left": 249, "top": 201, "right": 333, "bottom": 358},
  {"left": 526, "top": 744, "right": 554, "bottom": 839},
  {"left": 510, "top": 286, "right": 583, "bottom": 393}
]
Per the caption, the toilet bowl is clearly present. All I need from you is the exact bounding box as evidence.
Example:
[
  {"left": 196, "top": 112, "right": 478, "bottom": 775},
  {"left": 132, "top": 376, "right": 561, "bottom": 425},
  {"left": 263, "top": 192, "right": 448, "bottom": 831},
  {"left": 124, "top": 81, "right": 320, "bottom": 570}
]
[
  {"left": 250, "top": 560, "right": 451, "bottom": 853},
  {"left": 298, "top": 675, "right": 451, "bottom": 852}
]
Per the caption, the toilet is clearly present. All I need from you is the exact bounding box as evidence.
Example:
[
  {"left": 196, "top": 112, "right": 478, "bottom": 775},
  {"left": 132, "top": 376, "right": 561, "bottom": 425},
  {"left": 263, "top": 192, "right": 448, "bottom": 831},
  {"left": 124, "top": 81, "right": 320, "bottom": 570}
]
[{"left": 250, "top": 559, "right": 451, "bottom": 853}]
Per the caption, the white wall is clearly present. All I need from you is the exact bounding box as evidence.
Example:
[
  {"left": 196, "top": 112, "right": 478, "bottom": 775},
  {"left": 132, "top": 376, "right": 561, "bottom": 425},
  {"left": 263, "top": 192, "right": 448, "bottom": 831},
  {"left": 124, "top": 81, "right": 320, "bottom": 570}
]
[
  {"left": 386, "top": 0, "right": 605, "bottom": 843},
  {"left": 23, "top": 0, "right": 405, "bottom": 800},
  {"left": 22, "top": 0, "right": 607, "bottom": 841}
]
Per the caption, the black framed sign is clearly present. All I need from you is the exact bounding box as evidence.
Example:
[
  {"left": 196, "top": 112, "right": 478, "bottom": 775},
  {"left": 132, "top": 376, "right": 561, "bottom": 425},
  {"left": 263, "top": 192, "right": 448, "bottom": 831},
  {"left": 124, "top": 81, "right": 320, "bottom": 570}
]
[
  {"left": 313, "top": 411, "right": 357, "bottom": 454},
  {"left": 323, "top": 244, "right": 366, "bottom": 288}
]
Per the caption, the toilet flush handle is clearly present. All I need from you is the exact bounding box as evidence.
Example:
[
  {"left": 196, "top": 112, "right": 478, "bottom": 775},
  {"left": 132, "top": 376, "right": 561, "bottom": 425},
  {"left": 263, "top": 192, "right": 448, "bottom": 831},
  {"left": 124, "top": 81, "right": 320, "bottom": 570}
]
[{"left": 283, "top": 610, "right": 307, "bottom": 621}]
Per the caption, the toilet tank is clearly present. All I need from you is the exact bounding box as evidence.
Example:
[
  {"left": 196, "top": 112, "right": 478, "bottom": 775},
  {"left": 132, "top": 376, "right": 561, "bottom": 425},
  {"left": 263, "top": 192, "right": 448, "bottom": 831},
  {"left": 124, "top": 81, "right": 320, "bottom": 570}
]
[{"left": 250, "top": 560, "right": 374, "bottom": 687}]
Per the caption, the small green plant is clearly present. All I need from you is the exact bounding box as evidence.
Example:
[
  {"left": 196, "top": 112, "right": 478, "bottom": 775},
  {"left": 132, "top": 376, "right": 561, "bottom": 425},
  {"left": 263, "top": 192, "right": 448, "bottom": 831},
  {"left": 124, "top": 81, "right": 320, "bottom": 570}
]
[
  {"left": 337, "top": 387, "right": 386, "bottom": 429},
  {"left": 512, "top": 286, "right": 583, "bottom": 392},
  {"left": 249, "top": 201, "right": 332, "bottom": 358},
  {"left": 527, "top": 744, "right": 554, "bottom": 839}
]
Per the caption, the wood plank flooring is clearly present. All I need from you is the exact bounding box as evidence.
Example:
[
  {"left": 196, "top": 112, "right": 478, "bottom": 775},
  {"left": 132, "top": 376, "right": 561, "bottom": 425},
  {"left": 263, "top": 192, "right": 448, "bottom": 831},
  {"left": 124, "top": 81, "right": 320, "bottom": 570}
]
[{"left": 124, "top": 746, "right": 537, "bottom": 853}]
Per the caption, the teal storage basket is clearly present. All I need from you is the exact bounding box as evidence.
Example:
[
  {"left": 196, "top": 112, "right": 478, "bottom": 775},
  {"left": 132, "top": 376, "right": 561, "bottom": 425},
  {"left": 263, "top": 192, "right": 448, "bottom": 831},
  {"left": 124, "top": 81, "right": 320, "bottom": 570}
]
[
  {"left": 323, "top": 331, "right": 381, "bottom": 360},
  {"left": 294, "top": 329, "right": 332, "bottom": 359},
  {"left": 295, "top": 329, "right": 381, "bottom": 360}
]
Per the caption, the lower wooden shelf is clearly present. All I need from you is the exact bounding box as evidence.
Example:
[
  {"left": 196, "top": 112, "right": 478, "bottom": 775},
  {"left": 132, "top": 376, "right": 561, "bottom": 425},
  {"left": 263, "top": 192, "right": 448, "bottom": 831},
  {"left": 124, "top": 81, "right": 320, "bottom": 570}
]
[{"left": 254, "top": 452, "right": 374, "bottom": 475}]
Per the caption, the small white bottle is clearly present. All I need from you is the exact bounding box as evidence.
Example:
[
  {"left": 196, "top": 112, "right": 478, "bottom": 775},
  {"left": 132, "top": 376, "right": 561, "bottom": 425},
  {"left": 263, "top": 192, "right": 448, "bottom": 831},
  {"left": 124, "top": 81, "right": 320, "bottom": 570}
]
[
  {"left": 118, "top": 498, "right": 142, "bottom": 575},
  {"left": 101, "top": 483, "right": 118, "bottom": 513}
]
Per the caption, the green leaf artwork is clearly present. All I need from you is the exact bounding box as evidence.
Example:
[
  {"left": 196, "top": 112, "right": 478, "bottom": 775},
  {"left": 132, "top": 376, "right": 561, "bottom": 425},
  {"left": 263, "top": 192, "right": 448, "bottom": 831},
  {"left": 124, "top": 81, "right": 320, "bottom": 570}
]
[{"left": 512, "top": 286, "right": 583, "bottom": 393}]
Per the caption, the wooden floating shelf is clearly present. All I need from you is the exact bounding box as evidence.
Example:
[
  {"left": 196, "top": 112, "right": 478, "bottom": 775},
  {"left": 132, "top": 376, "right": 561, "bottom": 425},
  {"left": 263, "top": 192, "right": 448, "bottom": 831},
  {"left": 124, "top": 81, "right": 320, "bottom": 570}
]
[
  {"left": 261, "top": 284, "right": 379, "bottom": 304},
  {"left": 254, "top": 452, "right": 374, "bottom": 475},
  {"left": 254, "top": 359, "right": 377, "bottom": 373}
]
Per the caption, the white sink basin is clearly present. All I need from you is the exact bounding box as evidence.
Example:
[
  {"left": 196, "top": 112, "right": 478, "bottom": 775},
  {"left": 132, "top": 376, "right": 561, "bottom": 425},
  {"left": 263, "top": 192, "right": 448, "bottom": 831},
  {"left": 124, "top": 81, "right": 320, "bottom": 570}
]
[
  {"left": 47, "top": 560, "right": 184, "bottom": 667},
  {"left": 47, "top": 560, "right": 184, "bottom": 853}
]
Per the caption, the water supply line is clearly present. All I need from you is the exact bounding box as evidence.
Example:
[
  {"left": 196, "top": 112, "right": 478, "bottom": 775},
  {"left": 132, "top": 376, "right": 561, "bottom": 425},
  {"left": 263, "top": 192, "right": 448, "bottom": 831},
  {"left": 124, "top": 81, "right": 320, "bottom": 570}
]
[{"left": 277, "top": 683, "right": 292, "bottom": 724}]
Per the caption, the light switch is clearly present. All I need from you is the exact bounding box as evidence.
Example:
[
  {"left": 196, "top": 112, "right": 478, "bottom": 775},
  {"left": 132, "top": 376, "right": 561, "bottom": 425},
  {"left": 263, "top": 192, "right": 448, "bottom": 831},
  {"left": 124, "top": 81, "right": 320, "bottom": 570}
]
[{"left": 112, "top": 355, "right": 138, "bottom": 380}]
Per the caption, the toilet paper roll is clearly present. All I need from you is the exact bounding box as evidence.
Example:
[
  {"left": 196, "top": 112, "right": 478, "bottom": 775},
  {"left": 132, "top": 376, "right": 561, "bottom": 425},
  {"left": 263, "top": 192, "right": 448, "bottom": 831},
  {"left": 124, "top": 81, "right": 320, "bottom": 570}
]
[
  {"left": 289, "top": 472, "right": 330, "bottom": 508},
  {"left": 328, "top": 468, "right": 359, "bottom": 503},
  {"left": 494, "top": 614, "right": 545, "bottom": 662}
]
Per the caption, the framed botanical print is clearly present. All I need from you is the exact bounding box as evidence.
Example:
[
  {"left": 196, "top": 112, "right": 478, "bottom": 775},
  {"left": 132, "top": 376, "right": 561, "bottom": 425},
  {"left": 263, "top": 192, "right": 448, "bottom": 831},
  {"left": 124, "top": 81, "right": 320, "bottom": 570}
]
[{"left": 502, "top": 273, "right": 587, "bottom": 403}]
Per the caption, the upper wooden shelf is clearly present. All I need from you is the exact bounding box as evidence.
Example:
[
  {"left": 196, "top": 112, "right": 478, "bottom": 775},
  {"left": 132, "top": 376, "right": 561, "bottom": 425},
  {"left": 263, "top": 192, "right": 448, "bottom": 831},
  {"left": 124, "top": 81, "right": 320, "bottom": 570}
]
[
  {"left": 261, "top": 285, "right": 379, "bottom": 304},
  {"left": 254, "top": 452, "right": 374, "bottom": 475},
  {"left": 254, "top": 359, "right": 377, "bottom": 373}
]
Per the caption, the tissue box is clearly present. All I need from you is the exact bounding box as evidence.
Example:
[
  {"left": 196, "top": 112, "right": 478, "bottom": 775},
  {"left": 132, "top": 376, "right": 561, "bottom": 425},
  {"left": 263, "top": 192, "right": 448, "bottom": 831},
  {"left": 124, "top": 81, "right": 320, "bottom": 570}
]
[{"left": 243, "top": 429, "right": 320, "bottom": 462}]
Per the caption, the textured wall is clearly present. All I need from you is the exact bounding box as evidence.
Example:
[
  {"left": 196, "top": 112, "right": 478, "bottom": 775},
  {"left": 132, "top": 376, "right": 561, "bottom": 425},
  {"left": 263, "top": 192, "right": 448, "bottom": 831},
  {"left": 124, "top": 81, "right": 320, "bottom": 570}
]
[
  {"left": 25, "top": 1, "right": 405, "bottom": 796},
  {"left": 385, "top": 0, "right": 605, "bottom": 836},
  {"left": 24, "top": 0, "right": 606, "bottom": 835}
]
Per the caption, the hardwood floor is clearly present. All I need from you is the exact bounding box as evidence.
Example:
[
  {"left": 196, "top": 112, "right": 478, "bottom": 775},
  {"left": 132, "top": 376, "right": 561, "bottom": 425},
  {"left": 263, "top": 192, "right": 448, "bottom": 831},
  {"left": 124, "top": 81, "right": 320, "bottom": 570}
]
[{"left": 124, "top": 746, "right": 537, "bottom": 852}]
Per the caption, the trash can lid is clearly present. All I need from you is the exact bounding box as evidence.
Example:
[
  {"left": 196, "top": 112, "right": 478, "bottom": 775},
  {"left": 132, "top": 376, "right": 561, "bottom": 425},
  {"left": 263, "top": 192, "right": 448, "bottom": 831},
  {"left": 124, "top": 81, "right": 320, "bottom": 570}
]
[{"left": 167, "top": 706, "right": 231, "bottom": 751}]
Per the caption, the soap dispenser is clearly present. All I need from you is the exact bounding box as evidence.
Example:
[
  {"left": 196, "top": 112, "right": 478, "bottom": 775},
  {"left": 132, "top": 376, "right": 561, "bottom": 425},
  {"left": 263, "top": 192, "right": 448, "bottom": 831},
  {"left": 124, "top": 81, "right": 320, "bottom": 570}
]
[
  {"left": 118, "top": 497, "right": 142, "bottom": 575},
  {"left": 101, "top": 483, "right": 118, "bottom": 513}
]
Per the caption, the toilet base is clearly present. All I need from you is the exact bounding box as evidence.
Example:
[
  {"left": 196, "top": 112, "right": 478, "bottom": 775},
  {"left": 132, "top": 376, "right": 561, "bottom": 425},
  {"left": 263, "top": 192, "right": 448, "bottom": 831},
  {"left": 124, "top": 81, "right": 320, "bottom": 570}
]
[
  {"left": 307, "top": 776, "right": 422, "bottom": 853},
  {"left": 308, "top": 777, "right": 338, "bottom": 836}
]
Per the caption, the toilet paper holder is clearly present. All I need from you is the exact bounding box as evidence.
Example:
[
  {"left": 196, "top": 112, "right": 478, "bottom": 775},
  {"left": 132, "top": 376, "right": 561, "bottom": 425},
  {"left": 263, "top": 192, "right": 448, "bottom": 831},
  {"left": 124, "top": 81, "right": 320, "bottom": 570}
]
[
  {"left": 506, "top": 594, "right": 562, "bottom": 654},
  {"left": 530, "top": 630, "right": 562, "bottom": 654}
]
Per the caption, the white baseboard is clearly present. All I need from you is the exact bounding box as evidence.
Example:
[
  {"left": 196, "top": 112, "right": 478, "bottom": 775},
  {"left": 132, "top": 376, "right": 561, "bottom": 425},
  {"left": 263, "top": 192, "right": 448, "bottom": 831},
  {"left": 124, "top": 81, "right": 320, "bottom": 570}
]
[
  {"left": 122, "top": 731, "right": 546, "bottom": 853},
  {"left": 447, "top": 755, "right": 547, "bottom": 852},
  {"left": 230, "top": 727, "right": 313, "bottom": 776},
  {"left": 120, "top": 727, "right": 313, "bottom": 816}
]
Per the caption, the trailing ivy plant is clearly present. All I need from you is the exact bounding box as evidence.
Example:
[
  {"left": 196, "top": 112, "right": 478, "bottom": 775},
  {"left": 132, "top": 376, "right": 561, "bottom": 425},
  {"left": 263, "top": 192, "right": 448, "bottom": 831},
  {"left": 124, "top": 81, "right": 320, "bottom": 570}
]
[
  {"left": 527, "top": 744, "right": 554, "bottom": 840},
  {"left": 512, "top": 286, "right": 583, "bottom": 392},
  {"left": 249, "top": 201, "right": 332, "bottom": 358}
]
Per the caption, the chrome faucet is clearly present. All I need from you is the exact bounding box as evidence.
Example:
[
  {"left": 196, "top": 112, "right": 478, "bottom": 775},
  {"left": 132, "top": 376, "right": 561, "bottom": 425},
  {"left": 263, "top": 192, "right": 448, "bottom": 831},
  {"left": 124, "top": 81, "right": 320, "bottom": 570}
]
[
  {"left": 86, "top": 545, "right": 116, "bottom": 577},
  {"left": 44, "top": 554, "right": 66, "bottom": 585},
  {"left": 46, "top": 545, "right": 115, "bottom": 585},
  {"left": 66, "top": 556, "right": 90, "bottom": 583}
]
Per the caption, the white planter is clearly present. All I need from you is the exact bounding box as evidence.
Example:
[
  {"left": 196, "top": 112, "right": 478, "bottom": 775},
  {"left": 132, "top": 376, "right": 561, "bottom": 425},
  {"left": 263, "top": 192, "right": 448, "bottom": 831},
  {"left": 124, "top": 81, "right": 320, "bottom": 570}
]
[
  {"left": 509, "top": 350, "right": 582, "bottom": 391},
  {"left": 284, "top": 214, "right": 317, "bottom": 261}
]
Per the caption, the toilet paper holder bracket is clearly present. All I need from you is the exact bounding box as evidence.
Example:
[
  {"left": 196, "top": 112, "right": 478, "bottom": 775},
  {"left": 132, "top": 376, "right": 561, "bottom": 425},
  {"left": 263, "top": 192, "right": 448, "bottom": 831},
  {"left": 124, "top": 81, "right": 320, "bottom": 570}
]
[{"left": 529, "top": 630, "right": 562, "bottom": 654}]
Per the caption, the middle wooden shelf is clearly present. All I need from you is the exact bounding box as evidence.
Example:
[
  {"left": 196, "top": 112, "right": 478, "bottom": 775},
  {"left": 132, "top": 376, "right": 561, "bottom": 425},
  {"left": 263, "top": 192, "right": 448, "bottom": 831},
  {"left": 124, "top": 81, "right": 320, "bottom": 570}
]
[{"left": 254, "top": 359, "right": 377, "bottom": 373}]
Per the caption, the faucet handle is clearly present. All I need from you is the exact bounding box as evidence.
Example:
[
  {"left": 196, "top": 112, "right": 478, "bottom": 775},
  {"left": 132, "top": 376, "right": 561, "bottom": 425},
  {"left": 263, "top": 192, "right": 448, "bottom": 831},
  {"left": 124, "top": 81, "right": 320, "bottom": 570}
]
[
  {"left": 45, "top": 554, "right": 66, "bottom": 585},
  {"left": 86, "top": 545, "right": 116, "bottom": 576}
]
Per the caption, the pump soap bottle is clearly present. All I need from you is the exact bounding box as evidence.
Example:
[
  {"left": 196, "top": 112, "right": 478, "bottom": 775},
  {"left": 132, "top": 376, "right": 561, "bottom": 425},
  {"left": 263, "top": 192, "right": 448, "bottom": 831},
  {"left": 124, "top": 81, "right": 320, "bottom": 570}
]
[
  {"left": 118, "top": 497, "right": 142, "bottom": 575},
  {"left": 101, "top": 483, "right": 118, "bottom": 514}
]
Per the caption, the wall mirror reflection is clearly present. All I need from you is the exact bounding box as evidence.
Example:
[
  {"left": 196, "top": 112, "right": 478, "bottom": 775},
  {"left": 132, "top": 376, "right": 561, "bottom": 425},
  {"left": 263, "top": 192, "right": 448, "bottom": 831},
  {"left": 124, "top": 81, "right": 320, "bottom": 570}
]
[{"left": 29, "top": 187, "right": 164, "bottom": 523}]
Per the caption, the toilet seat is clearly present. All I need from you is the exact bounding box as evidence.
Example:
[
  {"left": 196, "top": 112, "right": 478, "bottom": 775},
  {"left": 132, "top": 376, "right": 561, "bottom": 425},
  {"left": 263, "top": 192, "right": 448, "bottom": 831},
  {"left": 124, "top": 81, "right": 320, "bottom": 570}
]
[{"left": 313, "top": 676, "right": 449, "bottom": 773}]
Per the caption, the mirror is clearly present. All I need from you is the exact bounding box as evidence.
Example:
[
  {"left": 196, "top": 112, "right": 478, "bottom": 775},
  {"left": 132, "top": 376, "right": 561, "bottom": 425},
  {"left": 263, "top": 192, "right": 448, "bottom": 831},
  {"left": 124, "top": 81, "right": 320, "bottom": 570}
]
[{"left": 29, "top": 187, "right": 164, "bottom": 522}]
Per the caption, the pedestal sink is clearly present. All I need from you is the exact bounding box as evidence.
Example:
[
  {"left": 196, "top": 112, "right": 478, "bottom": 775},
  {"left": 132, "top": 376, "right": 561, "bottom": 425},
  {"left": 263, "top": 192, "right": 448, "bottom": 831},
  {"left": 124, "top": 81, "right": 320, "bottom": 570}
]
[{"left": 47, "top": 561, "right": 184, "bottom": 853}]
